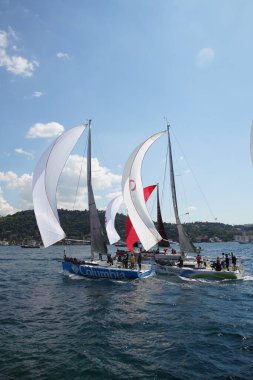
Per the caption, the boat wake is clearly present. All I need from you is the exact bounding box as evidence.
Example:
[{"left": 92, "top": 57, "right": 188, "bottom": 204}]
[
  {"left": 64, "top": 272, "right": 85, "bottom": 280},
  {"left": 242, "top": 275, "right": 253, "bottom": 281}
]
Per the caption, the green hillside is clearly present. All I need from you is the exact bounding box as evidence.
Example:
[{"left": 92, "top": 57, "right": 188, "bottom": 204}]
[{"left": 0, "top": 209, "right": 249, "bottom": 245}]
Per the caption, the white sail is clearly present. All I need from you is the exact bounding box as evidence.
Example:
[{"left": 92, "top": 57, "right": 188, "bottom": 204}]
[
  {"left": 105, "top": 194, "right": 123, "bottom": 244},
  {"left": 250, "top": 121, "right": 253, "bottom": 166},
  {"left": 32, "top": 125, "right": 87, "bottom": 248},
  {"left": 122, "top": 131, "right": 166, "bottom": 251}
]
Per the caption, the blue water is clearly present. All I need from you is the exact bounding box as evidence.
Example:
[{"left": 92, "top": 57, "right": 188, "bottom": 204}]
[{"left": 0, "top": 242, "right": 252, "bottom": 380}]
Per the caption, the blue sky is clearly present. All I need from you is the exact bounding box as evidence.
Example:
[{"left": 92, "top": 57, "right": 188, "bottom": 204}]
[{"left": 0, "top": 0, "right": 253, "bottom": 225}]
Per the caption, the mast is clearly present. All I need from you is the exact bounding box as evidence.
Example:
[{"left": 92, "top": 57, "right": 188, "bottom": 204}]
[
  {"left": 87, "top": 120, "right": 107, "bottom": 260},
  {"left": 87, "top": 120, "right": 94, "bottom": 259},
  {"left": 167, "top": 124, "right": 196, "bottom": 254}
]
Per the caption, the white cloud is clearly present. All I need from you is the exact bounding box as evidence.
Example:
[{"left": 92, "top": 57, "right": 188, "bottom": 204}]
[
  {"left": 57, "top": 154, "right": 121, "bottom": 210},
  {"left": 187, "top": 206, "right": 197, "bottom": 212},
  {"left": 0, "top": 171, "right": 32, "bottom": 190},
  {"left": 15, "top": 148, "right": 34, "bottom": 158},
  {"left": 196, "top": 48, "right": 215, "bottom": 68},
  {"left": 26, "top": 122, "right": 64, "bottom": 139},
  {"left": 32, "top": 91, "right": 43, "bottom": 98},
  {"left": 106, "top": 191, "right": 122, "bottom": 200},
  {"left": 0, "top": 29, "right": 39, "bottom": 77},
  {"left": 0, "top": 172, "right": 33, "bottom": 214},
  {"left": 0, "top": 31, "right": 8, "bottom": 49},
  {"left": 0, "top": 154, "right": 121, "bottom": 215},
  {"left": 0, "top": 187, "right": 19, "bottom": 216},
  {"left": 56, "top": 52, "right": 70, "bottom": 60}
]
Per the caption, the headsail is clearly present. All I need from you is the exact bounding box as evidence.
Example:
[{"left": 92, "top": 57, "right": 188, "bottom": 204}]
[
  {"left": 167, "top": 125, "right": 197, "bottom": 254},
  {"left": 105, "top": 194, "right": 123, "bottom": 245},
  {"left": 122, "top": 131, "right": 166, "bottom": 251},
  {"left": 126, "top": 185, "right": 156, "bottom": 251},
  {"left": 32, "top": 125, "right": 86, "bottom": 248},
  {"left": 87, "top": 121, "right": 108, "bottom": 259}
]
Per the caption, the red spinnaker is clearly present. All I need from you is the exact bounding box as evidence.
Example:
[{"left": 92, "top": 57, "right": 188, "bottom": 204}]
[{"left": 126, "top": 185, "right": 156, "bottom": 251}]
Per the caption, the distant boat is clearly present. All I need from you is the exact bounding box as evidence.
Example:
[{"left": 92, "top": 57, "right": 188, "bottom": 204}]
[
  {"left": 235, "top": 233, "right": 252, "bottom": 244},
  {"left": 32, "top": 121, "right": 154, "bottom": 280},
  {"left": 21, "top": 240, "right": 40, "bottom": 248},
  {"left": 65, "top": 239, "right": 91, "bottom": 245},
  {"left": 0, "top": 240, "right": 9, "bottom": 246}
]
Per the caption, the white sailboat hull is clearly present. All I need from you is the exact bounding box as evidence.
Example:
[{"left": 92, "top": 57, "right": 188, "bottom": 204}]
[{"left": 154, "top": 263, "right": 244, "bottom": 280}]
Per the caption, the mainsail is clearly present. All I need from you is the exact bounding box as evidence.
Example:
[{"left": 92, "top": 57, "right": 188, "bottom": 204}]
[
  {"left": 87, "top": 121, "right": 108, "bottom": 259},
  {"left": 32, "top": 125, "right": 86, "bottom": 248},
  {"left": 122, "top": 131, "right": 166, "bottom": 251},
  {"left": 167, "top": 125, "right": 197, "bottom": 254}
]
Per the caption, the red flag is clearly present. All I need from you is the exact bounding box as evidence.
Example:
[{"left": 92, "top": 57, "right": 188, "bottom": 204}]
[{"left": 126, "top": 185, "right": 156, "bottom": 251}]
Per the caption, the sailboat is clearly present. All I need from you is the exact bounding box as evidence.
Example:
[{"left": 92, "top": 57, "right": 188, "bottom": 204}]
[
  {"left": 32, "top": 121, "right": 154, "bottom": 280},
  {"left": 121, "top": 124, "right": 244, "bottom": 280}
]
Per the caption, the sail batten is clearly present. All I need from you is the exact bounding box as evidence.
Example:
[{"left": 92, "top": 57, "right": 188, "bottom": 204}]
[
  {"left": 122, "top": 131, "right": 166, "bottom": 251},
  {"left": 32, "top": 125, "right": 87, "bottom": 248}
]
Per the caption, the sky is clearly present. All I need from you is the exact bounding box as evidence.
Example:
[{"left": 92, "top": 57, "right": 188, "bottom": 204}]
[{"left": 0, "top": 0, "right": 253, "bottom": 226}]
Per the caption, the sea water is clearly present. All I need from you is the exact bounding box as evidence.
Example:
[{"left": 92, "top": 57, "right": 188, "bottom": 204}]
[{"left": 0, "top": 242, "right": 252, "bottom": 380}]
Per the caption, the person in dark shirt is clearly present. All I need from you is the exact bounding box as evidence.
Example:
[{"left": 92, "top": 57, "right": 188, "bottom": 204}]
[
  {"left": 215, "top": 257, "right": 222, "bottom": 271},
  {"left": 177, "top": 257, "right": 183, "bottom": 268},
  {"left": 231, "top": 253, "right": 237, "bottom": 270},
  {"left": 137, "top": 253, "right": 142, "bottom": 271},
  {"left": 225, "top": 254, "right": 229, "bottom": 271}
]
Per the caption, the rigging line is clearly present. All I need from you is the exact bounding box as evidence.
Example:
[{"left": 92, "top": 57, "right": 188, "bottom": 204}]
[
  {"left": 92, "top": 123, "right": 108, "bottom": 171},
  {"left": 161, "top": 141, "right": 169, "bottom": 208},
  {"left": 171, "top": 128, "right": 217, "bottom": 221},
  {"left": 161, "top": 117, "right": 174, "bottom": 223},
  {"left": 73, "top": 126, "right": 88, "bottom": 210}
]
